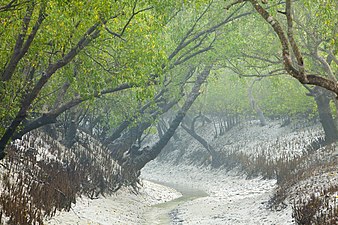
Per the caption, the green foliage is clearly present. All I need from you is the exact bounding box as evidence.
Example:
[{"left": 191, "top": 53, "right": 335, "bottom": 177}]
[
  {"left": 196, "top": 70, "right": 251, "bottom": 116},
  {"left": 0, "top": 0, "right": 335, "bottom": 144},
  {"left": 301, "top": 0, "right": 337, "bottom": 48},
  {"left": 195, "top": 70, "right": 316, "bottom": 120},
  {"left": 0, "top": 0, "right": 184, "bottom": 138},
  {"left": 256, "top": 76, "right": 316, "bottom": 118}
]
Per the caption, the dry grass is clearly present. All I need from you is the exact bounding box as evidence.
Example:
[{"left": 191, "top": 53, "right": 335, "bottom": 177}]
[
  {"left": 292, "top": 186, "right": 338, "bottom": 224},
  {"left": 0, "top": 130, "right": 139, "bottom": 225}
]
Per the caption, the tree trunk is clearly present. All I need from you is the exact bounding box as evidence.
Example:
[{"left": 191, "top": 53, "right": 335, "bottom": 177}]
[
  {"left": 13, "top": 83, "right": 132, "bottom": 140},
  {"left": 248, "top": 0, "right": 338, "bottom": 96},
  {"left": 248, "top": 78, "right": 267, "bottom": 126},
  {"left": 212, "top": 117, "right": 218, "bottom": 138},
  {"left": 130, "top": 65, "right": 213, "bottom": 170},
  {"left": 181, "top": 123, "right": 220, "bottom": 167},
  {"left": 103, "top": 88, "right": 176, "bottom": 146},
  {"left": 156, "top": 120, "right": 166, "bottom": 139},
  {"left": 108, "top": 97, "right": 181, "bottom": 164},
  {"left": 1, "top": 2, "right": 45, "bottom": 81},
  {"left": 313, "top": 87, "right": 338, "bottom": 143},
  {"left": 63, "top": 109, "right": 82, "bottom": 148}
]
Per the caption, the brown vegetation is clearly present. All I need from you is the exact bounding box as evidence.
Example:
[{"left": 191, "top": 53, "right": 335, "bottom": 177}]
[{"left": 0, "top": 131, "right": 137, "bottom": 224}]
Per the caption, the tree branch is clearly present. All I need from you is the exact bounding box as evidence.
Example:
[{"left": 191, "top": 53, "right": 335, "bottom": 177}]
[
  {"left": 120, "top": 1, "right": 153, "bottom": 37},
  {"left": 131, "top": 64, "right": 213, "bottom": 170},
  {"left": 285, "top": 0, "right": 304, "bottom": 75},
  {"left": 168, "top": 0, "right": 214, "bottom": 60},
  {"left": 14, "top": 83, "right": 133, "bottom": 139},
  {"left": 0, "top": 0, "right": 28, "bottom": 12},
  {"left": 0, "top": 22, "right": 103, "bottom": 158},
  {"left": 248, "top": 0, "right": 338, "bottom": 95},
  {"left": 1, "top": 2, "right": 35, "bottom": 81},
  {"left": 240, "top": 52, "right": 282, "bottom": 64},
  {"left": 169, "top": 2, "right": 250, "bottom": 64},
  {"left": 174, "top": 34, "right": 216, "bottom": 66}
]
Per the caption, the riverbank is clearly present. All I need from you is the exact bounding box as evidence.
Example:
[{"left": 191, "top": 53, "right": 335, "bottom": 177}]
[
  {"left": 45, "top": 180, "right": 181, "bottom": 225},
  {"left": 141, "top": 161, "right": 294, "bottom": 225},
  {"left": 46, "top": 160, "right": 295, "bottom": 225},
  {"left": 44, "top": 119, "right": 329, "bottom": 224},
  {"left": 45, "top": 164, "right": 292, "bottom": 225},
  {"left": 143, "top": 181, "right": 208, "bottom": 224}
]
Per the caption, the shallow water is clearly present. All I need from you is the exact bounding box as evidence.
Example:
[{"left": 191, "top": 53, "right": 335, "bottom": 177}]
[{"left": 143, "top": 181, "right": 208, "bottom": 225}]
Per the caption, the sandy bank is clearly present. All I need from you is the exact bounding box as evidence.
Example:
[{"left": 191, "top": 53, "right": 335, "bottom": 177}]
[
  {"left": 141, "top": 162, "right": 294, "bottom": 225},
  {"left": 45, "top": 180, "right": 181, "bottom": 225}
]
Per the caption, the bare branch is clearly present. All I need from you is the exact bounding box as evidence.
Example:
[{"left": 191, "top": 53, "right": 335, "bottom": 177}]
[
  {"left": 313, "top": 48, "right": 337, "bottom": 81},
  {"left": 104, "top": 26, "right": 126, "bottom": 41},
  {"left": 225, "top": 0, "right": 245, "bottom": 10},
  {"left": 1, "top": 2, "right": 34, "bottom": 81},
  {"left": 169, "top": 2, "right": 250, "bottom": 63},
  {"left": 320, "top": 48, "right": 338, "bottom": 65},
  {"left": 225, "top": 57, "right": 285, "bottom": 78},
  {"left": 83, "top": 50, "right": 117, "bottom": 74},
  {"left": 174, "top": 34, "right": 209, "bottom": 64}
]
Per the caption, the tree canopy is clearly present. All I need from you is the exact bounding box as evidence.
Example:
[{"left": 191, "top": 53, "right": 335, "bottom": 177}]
[{"left": 0, "top": 0, "right": 337, "bottom": 160}]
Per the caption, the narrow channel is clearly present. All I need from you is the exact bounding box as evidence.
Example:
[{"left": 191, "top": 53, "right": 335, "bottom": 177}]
[{"left": 143, "top": 181, "right": 208, "bottom": 225}]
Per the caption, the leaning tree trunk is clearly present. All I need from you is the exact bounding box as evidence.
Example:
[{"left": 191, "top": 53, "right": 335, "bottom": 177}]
[
  {"left": 181, "top": 122, "right": 221, "bottom": 168},
  {"left": 130, "top": 65, "right": 213, "bottom": 170},
  {"left": 313, "top": 87, "right": 338, "bottom": 143},
  {"left": 62, "top": 109, "right": 83, "bottom": 148},
  {"left": 108, "top": 99, "right": 180, "bottom": 164}
]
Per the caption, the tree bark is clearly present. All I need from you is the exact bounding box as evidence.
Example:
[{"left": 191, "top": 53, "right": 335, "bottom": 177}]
[
  {"left": 247, "top": 0, "right": 338, "bottom": 95},
  {"left": 156, "top": 119, "right": 167, "bottom": 139}
]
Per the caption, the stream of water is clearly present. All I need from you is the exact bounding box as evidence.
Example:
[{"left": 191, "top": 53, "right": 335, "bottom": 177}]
[{"left": 143, "top": 181, "right": 208, "bottom": 225}]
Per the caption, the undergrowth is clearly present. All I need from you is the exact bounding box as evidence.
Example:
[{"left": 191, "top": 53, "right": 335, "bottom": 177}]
[
  {"left": 292, "top": 186, "right": 338, "bottom": 224},
  {"left": 157, "top": 118, "right": 338, "bottom": 224},
  {"left": 216, "top": 138, "right": 338, "bottom": 225},
  {"left": 218, "top": 137, "right": 338, "bottom": 225},
  {"left": 0, "top": 131, "right": 139, "bottom": 225}
]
